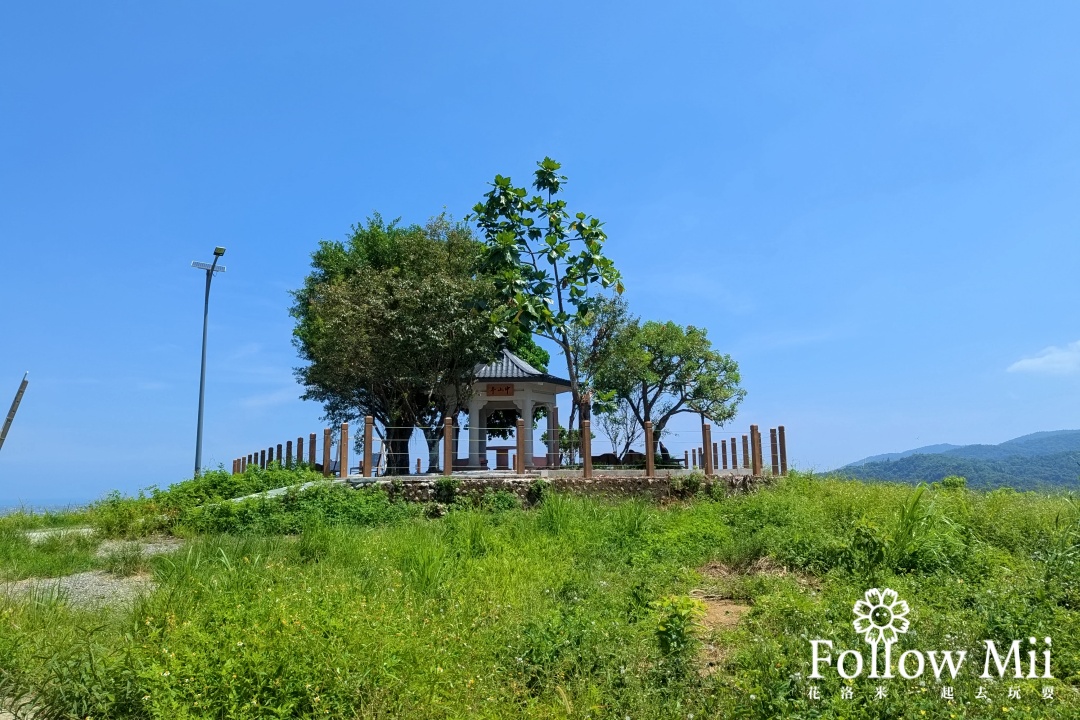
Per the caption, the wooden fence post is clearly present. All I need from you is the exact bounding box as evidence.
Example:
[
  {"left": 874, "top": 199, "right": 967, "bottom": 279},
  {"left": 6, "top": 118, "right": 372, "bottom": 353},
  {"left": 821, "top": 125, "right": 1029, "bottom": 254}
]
[
  {"left": 721, "top": 440, "right": 728, "bottom": 469},
  {"left": 286, "top": 441, "right": 293, "bottom": 468},
  {"left": 749, "top": 425, "right": 761, "bottom": 476},
  {"left": 364, "top": 416, "right": 374, "bottom": 477},
  {"left": 778, "top": 425, "right": 788, "bottom": 475},
  {"left": 322, "top": 428, "right": 331, "bottom": 477},
  {"left": 757, "top": 427, "right": 764, "bottom": 476},
  {"left": 515, "top": 417, "right": 526, "bottom": 474},
  {"left": 582, "top": 419, "right": 592, "bottom": 478},
  {"left": 308, "top": 433, "right": 317, "bottom": 466},
  {"left": 260, "top": 449, "right": 266, "bottom": 470},
  {"left": 742, "top": 435, "right": 750, "bottom": 470},
  {"left": 443, "top": 416, "right": 453, "bottom": 477},
  {"left": 684, "top": 449, "right": 689, "bottom": 469},
  {"left": 691, "top": 448, "right": 697, "bottom": 469},
  {"left": 712, "top": 442, "right": 719, "bottom": 472},
  {"left": 339, "top": 423, "right": 349, "bottom": 478},
  {"left": 702, "top": 424, "right": 714, "bottom": 475},
  {"left": 644, "top": 421, "right": 655, "bottom": 478},
  {"left": 275, "top": 444, "right": 282, "bottom": 467},
  {"left": 296, "top": 437, "right": 303, "bottom": 466},
  {"left": 770, "top": 428, "right": 780, "bottom": 476},
  {"left": 730, "top": 437, "right": 737, "bottom": 469}
]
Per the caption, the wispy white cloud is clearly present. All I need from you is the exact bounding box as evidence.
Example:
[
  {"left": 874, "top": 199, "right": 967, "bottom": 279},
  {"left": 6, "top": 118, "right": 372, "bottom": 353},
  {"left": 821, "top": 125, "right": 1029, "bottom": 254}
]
[{"left": 1007, "top": 340, "right": 1080, "bottom": 375}]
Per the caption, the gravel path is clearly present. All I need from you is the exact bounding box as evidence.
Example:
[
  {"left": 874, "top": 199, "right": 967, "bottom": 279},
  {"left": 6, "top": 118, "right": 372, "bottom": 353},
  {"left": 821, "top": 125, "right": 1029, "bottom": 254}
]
[
  {"left": 0, "top": 696, "right": 39, "bottom": 720},
  {"left": 0, "top": 570, "right": 154, "bottom": 607},
  {"left": 1, "top": 535, "right": 185, "bottom": 608},
  {"left": 95, "top": 536, "right": 185, "bottom": 558},
  {"left": 21, "top": 527, "right": 94, "bottom": 543}
]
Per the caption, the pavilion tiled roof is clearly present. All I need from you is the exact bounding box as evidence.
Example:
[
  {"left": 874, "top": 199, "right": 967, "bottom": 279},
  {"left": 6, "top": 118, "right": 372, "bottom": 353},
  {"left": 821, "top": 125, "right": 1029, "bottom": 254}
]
[{"left": 474, "top": 349, "right": 571, "bottom": 387}]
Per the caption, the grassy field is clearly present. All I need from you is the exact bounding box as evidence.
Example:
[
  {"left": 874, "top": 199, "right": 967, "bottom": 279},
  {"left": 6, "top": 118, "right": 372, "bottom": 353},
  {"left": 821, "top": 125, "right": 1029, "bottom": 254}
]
[{"left": 2, "top": 469, "right": 1079, "bottom": 718}]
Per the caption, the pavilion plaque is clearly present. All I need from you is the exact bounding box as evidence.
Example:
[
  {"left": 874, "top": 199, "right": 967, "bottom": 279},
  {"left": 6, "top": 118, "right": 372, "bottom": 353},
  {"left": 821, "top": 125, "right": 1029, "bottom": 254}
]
[{"left": 486, "top": 383, "right": 515, "bottom": 397}]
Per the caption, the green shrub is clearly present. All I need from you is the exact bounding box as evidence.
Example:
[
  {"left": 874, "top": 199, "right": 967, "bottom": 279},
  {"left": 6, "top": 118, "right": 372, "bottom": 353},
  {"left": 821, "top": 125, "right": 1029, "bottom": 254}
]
[
  {"left": 433, "top": 476, "right": 459, "bottom": 504},
  {"left": 90, "top": 492, "right": 169, "bottom": 538},
  {"left": 154, "top": 465, "right": 324, "bottom": 509},
  {"left": 941, "top": 474, "right": 967, "bottom": 489},
  {"left": 102, "top": 543, "right": 147, "bottom": 577},
  {"left": 538, "top": 493, "right": 573, "bottom": 535},
  {"left": 448, "top": 511, "right": 494, "bottom": 558},
  {"left": 398, "top": 525, "right": 448, "bottom": 596},
  {"left": 526, "top": 477, "right": 550, "bottom": 506},
  {"left": 610, "top": 499, "right": 651, "bottom": 541},
  {"left": 671, "top": 471, "right": 704, "bottom": 498},
  {"left": 651, "top": 594, "right": 706, "bottom": 672},
  {"left": 179, "top": 483, "right": 413, "bottom": 534},
  {"left": 480, "top": 488, "right": 521, "bottom": 512}
]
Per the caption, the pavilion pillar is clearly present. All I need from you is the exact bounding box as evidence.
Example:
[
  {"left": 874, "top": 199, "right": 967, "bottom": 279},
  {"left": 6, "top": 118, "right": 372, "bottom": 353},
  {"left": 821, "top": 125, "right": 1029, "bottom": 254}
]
[
  {"left": 547, "top": 403, "right": 559, "bottom": 468},
  {"left": 467, "top": 396, "right": 483, "bottom": 469},
  {"left": 522, "top": 392, "right": 535, "bottom": 468}
]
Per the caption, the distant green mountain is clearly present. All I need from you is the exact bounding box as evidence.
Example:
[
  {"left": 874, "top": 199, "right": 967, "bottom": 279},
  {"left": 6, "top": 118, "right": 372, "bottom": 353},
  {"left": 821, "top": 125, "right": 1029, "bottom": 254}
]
[
  {"left": 848, "top": 444, "right": 962, "bottom": 466},
  {"left": 838, "top": 430, "right": 1080, "bottom": 489}
]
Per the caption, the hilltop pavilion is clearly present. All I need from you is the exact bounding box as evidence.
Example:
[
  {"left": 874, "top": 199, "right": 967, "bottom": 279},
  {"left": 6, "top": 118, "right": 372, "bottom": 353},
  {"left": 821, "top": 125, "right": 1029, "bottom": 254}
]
[{"left": 465, "top": 349, "right": 571, "bottom": 469}]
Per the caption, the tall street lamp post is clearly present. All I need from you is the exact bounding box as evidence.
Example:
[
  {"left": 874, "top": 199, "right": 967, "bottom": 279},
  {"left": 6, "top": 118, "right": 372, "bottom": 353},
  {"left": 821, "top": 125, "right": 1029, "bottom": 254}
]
[{"left": 191, "top": 247, "right": 226, "bottom": 476}]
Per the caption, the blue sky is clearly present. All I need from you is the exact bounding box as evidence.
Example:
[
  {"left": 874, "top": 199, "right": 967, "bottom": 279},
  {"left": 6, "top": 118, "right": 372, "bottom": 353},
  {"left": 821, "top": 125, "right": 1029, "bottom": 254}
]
[{"left": 3, "top": 2, "right": 1080, "bottom": 506}]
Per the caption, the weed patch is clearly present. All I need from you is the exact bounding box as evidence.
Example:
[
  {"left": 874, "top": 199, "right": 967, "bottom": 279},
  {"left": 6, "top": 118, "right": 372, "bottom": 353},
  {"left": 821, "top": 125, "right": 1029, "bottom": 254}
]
[{"left": 2, "top": 473, "right": 1080, "bottom": 717}]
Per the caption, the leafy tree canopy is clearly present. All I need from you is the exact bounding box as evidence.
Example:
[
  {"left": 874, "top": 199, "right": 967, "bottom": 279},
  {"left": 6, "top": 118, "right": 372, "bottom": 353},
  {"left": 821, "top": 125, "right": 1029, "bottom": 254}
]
[
  {"left": 470, "top": 157, "right": 623, "bottom": 429},
  {"left": 290, "top": 214, "right": 501, "bottom": 474},
  {"left": 596, "top": 320, "right": 746, "bottom": 450}
]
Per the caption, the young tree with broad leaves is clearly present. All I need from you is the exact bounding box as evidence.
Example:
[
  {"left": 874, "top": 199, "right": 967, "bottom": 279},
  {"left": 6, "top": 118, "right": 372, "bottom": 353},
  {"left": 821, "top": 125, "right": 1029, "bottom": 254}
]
[{"left": 470, "top": 157, "right": 623, "bottom": 434}]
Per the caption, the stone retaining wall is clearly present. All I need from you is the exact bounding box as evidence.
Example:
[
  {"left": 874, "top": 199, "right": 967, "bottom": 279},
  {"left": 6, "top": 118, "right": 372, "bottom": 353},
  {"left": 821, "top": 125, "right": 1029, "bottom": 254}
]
[{"left": 364, "top": 472, "right": 767, "bottom": 504}]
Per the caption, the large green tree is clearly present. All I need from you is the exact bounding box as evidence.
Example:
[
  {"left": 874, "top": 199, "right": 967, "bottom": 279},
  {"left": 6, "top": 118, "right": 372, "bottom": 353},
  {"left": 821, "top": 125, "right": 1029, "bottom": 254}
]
[
  {"left": 596, "top": 320, "right": 746, "bottom": 454},
  {"left": 470, "top": 157, "right": 623, "bottom": 433},
  {"left": 291, "top": 214, "right": 500, "bottom": 475}
]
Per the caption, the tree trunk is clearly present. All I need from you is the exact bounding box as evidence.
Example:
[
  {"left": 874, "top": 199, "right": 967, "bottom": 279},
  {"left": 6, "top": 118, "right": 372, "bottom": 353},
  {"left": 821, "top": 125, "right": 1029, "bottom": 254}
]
[
  {"left": 384, "top": 425, "right": 412, "bottom": 476},
  {"left": 643, "top": 380, "right": 656, "bottom": 455}
]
